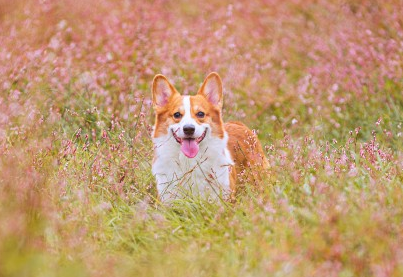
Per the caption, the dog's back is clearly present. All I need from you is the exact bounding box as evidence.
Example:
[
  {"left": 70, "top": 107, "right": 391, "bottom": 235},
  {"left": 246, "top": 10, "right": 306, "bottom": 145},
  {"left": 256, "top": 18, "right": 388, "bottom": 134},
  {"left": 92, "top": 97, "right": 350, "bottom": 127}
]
[{"left": 225, "top": 121, "right": 269, "bottom": 193}]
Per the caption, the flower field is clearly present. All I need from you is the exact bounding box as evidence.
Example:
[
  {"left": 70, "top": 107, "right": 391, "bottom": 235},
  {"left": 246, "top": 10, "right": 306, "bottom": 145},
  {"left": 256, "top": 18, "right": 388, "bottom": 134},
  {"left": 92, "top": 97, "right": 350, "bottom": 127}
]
[{"left": 1, "top": 0, "right": 403, "bottom": 276}]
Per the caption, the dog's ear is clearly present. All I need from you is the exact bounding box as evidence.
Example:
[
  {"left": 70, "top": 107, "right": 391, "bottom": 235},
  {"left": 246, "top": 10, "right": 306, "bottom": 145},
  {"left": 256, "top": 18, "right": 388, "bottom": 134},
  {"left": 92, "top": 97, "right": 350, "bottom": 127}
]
[
  {"left": 198, "top": 72, "right": 223, "bottom": 109},
  {"left": 152, "top": 75, "right": 179, "bottom": 109}
]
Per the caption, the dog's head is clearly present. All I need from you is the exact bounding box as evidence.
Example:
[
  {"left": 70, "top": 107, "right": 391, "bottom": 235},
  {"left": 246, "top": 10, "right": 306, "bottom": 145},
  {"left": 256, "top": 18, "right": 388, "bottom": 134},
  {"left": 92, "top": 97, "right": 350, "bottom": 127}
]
[{"left": 152, "top": 72, "right": 225, "bottom": 158}]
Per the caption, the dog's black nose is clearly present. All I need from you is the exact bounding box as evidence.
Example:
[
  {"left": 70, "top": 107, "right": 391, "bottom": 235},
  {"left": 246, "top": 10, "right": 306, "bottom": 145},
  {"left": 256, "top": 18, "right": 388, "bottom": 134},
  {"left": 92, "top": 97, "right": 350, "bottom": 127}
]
[{"left": 183, "top": 124, "right": 195, "bottom": 136}]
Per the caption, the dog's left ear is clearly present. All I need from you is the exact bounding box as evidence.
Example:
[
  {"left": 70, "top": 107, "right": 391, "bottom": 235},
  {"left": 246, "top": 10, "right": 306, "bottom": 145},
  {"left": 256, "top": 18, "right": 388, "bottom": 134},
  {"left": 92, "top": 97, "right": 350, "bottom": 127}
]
[
  {"left": 152, "top": 74, "right": 179, "bottom": 109},
  {"left": 198, "top": 72, "right": 223, "bottom": 109}
]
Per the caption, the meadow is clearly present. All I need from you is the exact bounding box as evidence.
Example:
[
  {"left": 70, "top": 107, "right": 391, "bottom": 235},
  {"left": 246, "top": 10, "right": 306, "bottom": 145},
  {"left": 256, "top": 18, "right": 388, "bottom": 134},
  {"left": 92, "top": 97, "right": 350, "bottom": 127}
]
[{"left": 1, "top": 0, "right": 403, "bottom": 276}]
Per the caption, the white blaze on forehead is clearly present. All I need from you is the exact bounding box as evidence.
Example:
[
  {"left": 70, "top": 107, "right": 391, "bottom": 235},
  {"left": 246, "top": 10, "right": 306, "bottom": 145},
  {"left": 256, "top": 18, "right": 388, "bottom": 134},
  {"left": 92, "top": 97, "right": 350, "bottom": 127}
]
[
  {"left": 182, "top": 96, "right": 195, "bottom": 125},
  {"left": 183, "top": 96, "right": 191, "bottom": 115}
]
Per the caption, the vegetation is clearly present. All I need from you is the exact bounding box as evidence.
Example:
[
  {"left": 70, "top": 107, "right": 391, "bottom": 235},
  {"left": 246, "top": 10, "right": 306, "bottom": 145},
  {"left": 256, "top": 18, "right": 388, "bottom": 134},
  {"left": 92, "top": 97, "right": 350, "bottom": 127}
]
[{"left": 0, "top": 0, "right": 402, "bottom": 276}]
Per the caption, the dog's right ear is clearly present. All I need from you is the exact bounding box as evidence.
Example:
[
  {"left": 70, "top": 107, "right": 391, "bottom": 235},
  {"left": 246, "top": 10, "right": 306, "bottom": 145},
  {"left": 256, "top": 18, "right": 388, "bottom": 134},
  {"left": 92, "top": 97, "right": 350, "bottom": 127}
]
[
  {"left": 152, "top": 75, "right": 178, "bottom": 109},
  {"left": 198, "top": 72, "right": 223, "bottom": 110}
]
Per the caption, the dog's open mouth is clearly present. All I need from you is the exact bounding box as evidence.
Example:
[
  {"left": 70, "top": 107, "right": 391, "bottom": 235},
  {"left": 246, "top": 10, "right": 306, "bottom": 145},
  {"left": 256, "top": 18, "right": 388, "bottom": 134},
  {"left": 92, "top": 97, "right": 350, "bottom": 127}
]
[{"left": 172, "top": 128, "right": 207, "bottom": 158}]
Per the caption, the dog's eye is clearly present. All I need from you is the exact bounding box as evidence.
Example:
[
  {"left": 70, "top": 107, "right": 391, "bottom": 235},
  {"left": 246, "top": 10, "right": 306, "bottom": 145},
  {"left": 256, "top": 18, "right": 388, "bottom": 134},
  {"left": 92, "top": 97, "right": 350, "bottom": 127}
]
[
  {"left": 173, "top": 112, "right": 182, "bottom": 119},
  {"left": 196, "top": 111, "right": 205, "bottom": 118}
]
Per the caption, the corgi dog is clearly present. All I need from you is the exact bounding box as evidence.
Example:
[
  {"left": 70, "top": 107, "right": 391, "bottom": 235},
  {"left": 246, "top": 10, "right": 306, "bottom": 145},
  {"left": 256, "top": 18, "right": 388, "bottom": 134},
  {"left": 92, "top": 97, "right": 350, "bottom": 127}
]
[{"left": 151, "top": 72, "right": 268, "bottom": 202}]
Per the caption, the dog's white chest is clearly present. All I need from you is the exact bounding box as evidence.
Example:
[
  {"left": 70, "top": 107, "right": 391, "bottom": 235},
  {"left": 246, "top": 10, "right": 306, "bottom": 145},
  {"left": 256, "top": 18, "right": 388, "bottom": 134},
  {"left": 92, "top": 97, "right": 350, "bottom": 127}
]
[{"left": 152, "top": 134, "right": 233, "bottom": 202}]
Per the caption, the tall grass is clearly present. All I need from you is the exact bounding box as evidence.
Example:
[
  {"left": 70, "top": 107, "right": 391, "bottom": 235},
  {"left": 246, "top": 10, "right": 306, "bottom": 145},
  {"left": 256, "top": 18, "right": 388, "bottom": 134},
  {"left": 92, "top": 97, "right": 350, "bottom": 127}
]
[{"left": 0, "top": 0, "right": 403, "bottom": 276}]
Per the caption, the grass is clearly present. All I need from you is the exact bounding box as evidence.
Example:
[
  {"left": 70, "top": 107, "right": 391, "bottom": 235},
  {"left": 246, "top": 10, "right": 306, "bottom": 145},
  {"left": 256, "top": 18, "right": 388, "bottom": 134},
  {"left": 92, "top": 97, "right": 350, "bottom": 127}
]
[{"left": 1, "top": 0, "right": 403, "bottom": 276}]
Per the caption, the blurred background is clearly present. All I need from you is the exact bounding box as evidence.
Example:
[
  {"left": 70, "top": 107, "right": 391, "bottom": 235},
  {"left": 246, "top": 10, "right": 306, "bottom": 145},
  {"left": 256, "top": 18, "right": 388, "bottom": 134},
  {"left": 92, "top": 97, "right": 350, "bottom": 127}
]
[{"left": 0, "top": 0, "right": 402, "bottom": 276}]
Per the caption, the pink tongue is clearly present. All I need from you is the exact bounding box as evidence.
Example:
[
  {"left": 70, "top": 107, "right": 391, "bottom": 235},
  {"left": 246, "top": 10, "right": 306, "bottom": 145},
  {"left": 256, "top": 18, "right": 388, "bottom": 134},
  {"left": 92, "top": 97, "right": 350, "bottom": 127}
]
[{"left": 180, "top": 139, "right": 199, "bottom": 158}]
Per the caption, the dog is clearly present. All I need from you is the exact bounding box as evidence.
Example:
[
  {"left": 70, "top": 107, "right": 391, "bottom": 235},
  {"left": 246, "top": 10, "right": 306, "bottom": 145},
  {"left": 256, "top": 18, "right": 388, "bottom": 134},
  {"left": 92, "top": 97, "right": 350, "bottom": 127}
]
[{"left": 151, "top": 72, "right": 268, "bottom": 202}]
